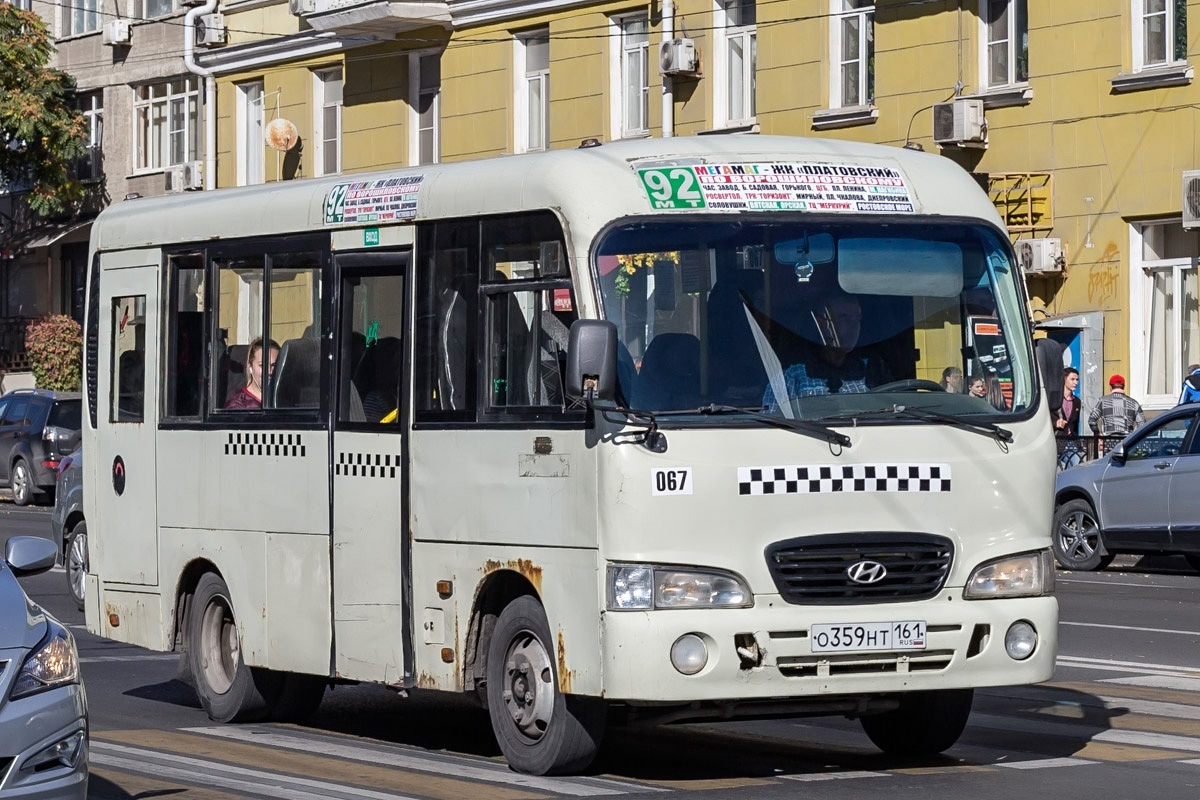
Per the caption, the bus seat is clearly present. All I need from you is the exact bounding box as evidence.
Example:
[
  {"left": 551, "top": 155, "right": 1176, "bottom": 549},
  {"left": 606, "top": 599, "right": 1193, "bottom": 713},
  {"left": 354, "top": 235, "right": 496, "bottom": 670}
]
[
  {"left": 220, "top": 344, "right": 249, "bottom": 407},
  {"left": 631, "top": 333, "right": 701, "bottom": 411},
  {"left": 271, "top": 338, "right": 321, "bottom": 408}
]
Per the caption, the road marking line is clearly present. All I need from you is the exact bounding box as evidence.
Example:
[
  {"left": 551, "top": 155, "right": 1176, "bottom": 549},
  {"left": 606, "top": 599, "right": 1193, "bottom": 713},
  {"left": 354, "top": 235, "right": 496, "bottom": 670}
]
[
  {"left": 994, "top": 757, "right": 1097, "bottom": 769},
  {"left": 92, "top": 743, "right": 422, "bottom": 800},
  {"left": 80, "top": 654, "right": 178, "bottom": 663},
  {"left": 183, "top": 727, "right": 654, "bottom": 796},
  {"left": 1061, "top": 621, "right": 1200, "bottom": 637},
  {"left": 971, "top": 712, "right": 1200, "bottom": 753},
  {"left": 1058, "top": 578, "right": 1182, "bottom": 589},
  {"left": 779, "top": 771, "right": 890, "bottom": 782},
  {"left": 1097, "top": 697, "right": 1200, "bottom": 721},
  {"left": 1102, "top": 676, "right": 1200, "bottom": 693},
  {"left": 1057, "top": 655, "right": 1200, "bottom": 676}
]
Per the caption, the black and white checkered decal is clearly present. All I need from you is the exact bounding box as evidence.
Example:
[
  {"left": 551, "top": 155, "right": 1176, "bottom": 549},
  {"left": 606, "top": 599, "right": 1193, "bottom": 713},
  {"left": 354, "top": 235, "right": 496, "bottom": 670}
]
[
  {"left": 738, "top": 463, "right": 951, "bottom": 495},
  {"left": 225, "top": 432, "right": 306, "bottom": 457}
]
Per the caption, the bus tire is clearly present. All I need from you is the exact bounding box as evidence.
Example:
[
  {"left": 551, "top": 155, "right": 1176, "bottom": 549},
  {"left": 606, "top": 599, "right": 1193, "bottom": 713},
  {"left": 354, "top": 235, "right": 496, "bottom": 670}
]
[
  {"left": 485, "top": 595, "right": 606, "bottom": 775},
  {"left": 188, "top": 572, "right": 281, "bottom": 723},
  {"left": 267, "top": 673, "right": 327, "bottom": 723},
  {"left": 860, "top": 688, "right": 973, "bottom": 757}
]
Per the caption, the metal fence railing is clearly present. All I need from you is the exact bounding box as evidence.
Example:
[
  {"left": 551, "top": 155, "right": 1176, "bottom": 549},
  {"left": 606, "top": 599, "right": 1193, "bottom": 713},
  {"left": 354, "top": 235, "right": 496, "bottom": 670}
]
[{"left": 1056, "top": 435, "right": 1127, "bottom": 471}]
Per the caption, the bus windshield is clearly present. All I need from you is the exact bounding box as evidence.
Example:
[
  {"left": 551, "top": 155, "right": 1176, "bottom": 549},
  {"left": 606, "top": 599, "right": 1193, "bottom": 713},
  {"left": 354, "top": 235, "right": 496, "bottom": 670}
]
[{"left": 595, "top": 218, "right": 1034, "bottom": 422}]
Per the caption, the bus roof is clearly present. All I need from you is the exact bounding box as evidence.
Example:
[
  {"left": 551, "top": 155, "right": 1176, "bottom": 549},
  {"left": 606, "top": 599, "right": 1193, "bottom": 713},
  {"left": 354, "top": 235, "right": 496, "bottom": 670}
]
[{"left": 90, "top": 135, "right": 1005, "bottom": 254}]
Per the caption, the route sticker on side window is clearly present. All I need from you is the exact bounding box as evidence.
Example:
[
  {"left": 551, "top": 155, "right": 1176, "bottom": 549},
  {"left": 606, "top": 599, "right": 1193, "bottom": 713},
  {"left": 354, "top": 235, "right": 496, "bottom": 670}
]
[{"left": 651, "top": 467, "right": 693, "bottom": 496}]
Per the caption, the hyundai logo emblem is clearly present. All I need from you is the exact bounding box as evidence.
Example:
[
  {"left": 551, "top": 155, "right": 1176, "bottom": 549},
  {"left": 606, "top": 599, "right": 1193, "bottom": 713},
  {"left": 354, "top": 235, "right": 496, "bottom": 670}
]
[{"left": 847, "top": 560, "right": 887, "bottom": 584}]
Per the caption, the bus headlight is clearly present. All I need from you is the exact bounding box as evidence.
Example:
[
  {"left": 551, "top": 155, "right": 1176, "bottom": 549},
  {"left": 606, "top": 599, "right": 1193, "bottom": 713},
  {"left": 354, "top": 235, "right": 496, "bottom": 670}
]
[
  {"left": 963, "top": 550, "right": 1055, "bottom": 599},
  {"left": 608, "top": 565, "right": 753, "bottom": 610}
]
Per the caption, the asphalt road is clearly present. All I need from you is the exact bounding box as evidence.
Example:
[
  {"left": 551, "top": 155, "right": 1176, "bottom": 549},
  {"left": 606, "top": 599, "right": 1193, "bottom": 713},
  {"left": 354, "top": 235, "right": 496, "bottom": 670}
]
[{"left": 4, "top": 505, "right": 1200, "bottom": 799}]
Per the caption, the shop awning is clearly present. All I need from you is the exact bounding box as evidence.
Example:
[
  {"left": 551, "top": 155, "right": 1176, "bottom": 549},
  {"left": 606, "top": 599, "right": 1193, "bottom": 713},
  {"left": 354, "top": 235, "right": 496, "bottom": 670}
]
[{"left": 21, "top": 220, "right": 93, "bottom": 250}]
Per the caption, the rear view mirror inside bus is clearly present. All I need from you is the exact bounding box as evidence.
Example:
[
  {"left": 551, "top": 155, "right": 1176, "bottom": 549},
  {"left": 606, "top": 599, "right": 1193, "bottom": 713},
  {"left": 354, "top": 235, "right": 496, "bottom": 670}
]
[
  {"left": 837, "top": 238, "right": 965, "bottom": 298},
  {"left": 774, "top": 233, "right": 835, "bottom": 268},
  {"left": 565, "top": 320, "right": 618, "bottom": 403}
]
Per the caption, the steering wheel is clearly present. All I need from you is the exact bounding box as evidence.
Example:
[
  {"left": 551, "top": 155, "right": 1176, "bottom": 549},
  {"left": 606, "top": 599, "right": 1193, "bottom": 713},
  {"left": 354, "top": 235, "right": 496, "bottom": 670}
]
[{"left": 870, "top": 379, "right": 945, "bottom": 393}]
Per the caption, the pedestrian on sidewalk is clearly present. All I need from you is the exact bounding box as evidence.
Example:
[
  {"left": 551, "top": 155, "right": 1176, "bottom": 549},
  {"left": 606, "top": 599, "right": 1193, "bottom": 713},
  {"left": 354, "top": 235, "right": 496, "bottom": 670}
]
[
  {"left": 1088, "top": 373, "right": 1145, "bottom": 451},
  {"left": 1179, "top": 364, "right": 1200, "bottom": 405}
]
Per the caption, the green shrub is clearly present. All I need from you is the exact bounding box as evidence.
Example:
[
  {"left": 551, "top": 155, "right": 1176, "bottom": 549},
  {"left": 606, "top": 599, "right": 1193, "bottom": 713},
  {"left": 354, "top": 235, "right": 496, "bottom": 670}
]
[{"left": 25, "top": 315, "right": 82, "bottom": 391}]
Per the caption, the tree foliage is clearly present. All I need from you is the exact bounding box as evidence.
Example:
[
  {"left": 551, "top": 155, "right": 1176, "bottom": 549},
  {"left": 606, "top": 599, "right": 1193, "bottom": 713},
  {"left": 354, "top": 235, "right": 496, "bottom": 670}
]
[
  {"left": 0, "top": 5, "right": 88, "bottom": 219},
  {"left": 25, "top": 315, "right": 83, "bottom": 391}
]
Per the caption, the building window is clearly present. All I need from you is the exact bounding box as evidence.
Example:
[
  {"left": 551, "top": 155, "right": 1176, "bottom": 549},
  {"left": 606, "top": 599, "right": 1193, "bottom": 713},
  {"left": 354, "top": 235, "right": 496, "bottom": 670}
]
[
  {"left": 13, "top": 0, "right": 31, "bottom": 11},
  {"left": 63, "top": 0, "right": 98, "bottom": 36},
  {"left": 516, "top": 30, "right": 550, "bottom": 153},
  {"left": 981, "top": 0, "right": 1028, "bottom": 88},
  {"left": 237, "top": 81, "right": 264, "bottom": 186},
  {"left": 314, "top": 67, "right": 343, "bottom": 176},
  {"left": 1136, "top": 0, "right": 1188, "bottom": 69},
  {"left": 134, "top": 79, "right": 200, "bottom": 172},
  {"left": 72, "top": 90, "right": 103, "bottom": 182},
  {"left": 133, "top": 0, "right": 174, "bottom": 18},
  {"left": 831, "top": 0, "right": 874, "bottom": 108},
  {"left": 409, "top": 52, "right": 441, "bottom": 165},
  {"left": 1133, "top": 221, "right": 1199, "bottom": 407},
  {"left": 613, "top": 14, "right": 650, "bottom": 138},
  {"left": 714, "top": 0, "right": 756, "bottom": 126}
]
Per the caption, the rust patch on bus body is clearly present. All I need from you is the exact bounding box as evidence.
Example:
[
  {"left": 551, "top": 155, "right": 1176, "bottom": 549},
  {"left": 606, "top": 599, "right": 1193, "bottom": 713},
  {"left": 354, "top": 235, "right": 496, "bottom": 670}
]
[
  {"left": 414, "top": 671, "right": 439, "bottom": 690},
  {"left": 482, "top": 559, "right": 543, "bottom": 594},
  {"left": 556, "top": 630, "right": 573, "bottom": 694}
]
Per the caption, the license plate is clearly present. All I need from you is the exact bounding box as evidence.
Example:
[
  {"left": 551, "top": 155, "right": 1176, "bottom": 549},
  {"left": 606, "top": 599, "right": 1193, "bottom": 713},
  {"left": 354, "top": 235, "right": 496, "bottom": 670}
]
[{"left": 810, "top": 621, "right": 927, "bottom": 653}]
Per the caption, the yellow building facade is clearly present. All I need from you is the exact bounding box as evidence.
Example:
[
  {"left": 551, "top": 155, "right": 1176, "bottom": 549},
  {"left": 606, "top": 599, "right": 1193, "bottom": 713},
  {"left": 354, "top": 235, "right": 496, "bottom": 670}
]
[{"left": 204, "top": 0, "right": 1199, "bottom": 412}]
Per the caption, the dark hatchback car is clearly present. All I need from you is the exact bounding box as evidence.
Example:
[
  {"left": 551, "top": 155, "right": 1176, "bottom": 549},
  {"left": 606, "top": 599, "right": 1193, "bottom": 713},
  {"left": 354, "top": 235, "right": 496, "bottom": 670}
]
[
  {"left": 1053, "top": 402, "right": 1200, "bottom": 572},
  {"left": 0, "top": 389, "right": 82, "bottom": 506}
]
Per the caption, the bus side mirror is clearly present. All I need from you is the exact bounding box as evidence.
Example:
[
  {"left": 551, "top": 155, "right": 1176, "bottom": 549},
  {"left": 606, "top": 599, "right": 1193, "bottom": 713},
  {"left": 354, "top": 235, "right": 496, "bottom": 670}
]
[
  {"left": 1034, "top": 337, "right": 1064, "bottom": 415},
  {"left": 565, "top": 320, "right": 618, "bottom": 403}
]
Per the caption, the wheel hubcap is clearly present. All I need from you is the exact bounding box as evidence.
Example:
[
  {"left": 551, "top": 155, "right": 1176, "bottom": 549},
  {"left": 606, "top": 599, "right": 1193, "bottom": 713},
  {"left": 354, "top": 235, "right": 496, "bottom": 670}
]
[
  {"left": 199, "top": 596, "right": 240, "bottom": 695},
  {"left": 501, "top": 630, "right": 555, "bottom": 741},
  {"left": 1058, "top": 510, "right": 1100, "bottom": 562},
  {"left": 68, "top": 533, "right": 87, "bottom": 602},
  {"left": 13, "top": 466, "right": 27, "bottom": 500}
]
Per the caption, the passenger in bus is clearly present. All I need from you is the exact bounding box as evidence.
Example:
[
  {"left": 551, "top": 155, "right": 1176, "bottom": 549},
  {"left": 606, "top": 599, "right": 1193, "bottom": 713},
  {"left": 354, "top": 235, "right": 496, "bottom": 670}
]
[
  {"left": 940, "top": 366, "right": 963, "bottom": 392},
  {"left": 762, "top": 290, "right": 891, "bottom": 411},
  {"left": 225, "top": 336, "right": 279, "bottom": 410},
  {"left": 966, "top": 375, "right": 987, "bottom": 399}
]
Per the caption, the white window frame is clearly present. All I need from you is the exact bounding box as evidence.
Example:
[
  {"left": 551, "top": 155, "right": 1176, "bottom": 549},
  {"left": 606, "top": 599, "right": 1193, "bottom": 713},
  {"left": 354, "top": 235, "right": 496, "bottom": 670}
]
[
  {"left": 712, "top": 0, "right": 756, "bottom": 128},
  {"left": 236, "top": 81, "right": 265, "bottom": 187},
  {"left": 1133, "top": 0, "right": 1188, "bottom": 72},
  {"left": 1129, "top": 219, "right": 1199, "bottom": 409},
  {"left": 134, "top": 79, "right": 200, "bottom": 173},
  {"left": 63, "top": 0, "right": 99, "bottom": 36},
  {"left": 610, "top": 14, "right": 650, "bottom": 139},
  {"left": 133, "top": 0, "right": 175, "bottom": 18},
  {"left": 408, "top": 51, "right": 441, "bottom": 165},
  {"left": 77, "top": 90, "right": 103, "bottom": 181},
  {"left": 14, "top": 0, "right": 32, "bottom": 11},
  {"left": 313, "top": 67, "right": 343, "bottom": 177},
  {"left": 978, "top": 0, "right": 1028, "bottom": 89},
  {"left": 514, "top": 29, "right": 550, "bottom": 153},
  {"left": 828, "top": 0, "right": 874, "bottom": 110}
]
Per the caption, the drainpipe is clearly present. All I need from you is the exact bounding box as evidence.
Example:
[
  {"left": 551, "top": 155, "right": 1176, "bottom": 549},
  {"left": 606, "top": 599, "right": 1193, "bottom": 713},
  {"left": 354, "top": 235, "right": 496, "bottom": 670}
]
[
  {"left": 661, "top": 0, "right": 674, "bottom": 137},
  {"left": 184, "top": 0, "right": 219, "bottom": 190}
]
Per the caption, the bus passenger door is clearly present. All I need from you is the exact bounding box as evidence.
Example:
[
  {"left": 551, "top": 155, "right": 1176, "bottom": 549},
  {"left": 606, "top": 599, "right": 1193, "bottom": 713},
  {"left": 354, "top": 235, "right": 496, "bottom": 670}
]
[
  {"left": 331, "top": 253, "right": 408, "bottom": 684},
  {"left": 95, "top": 263, "right": 159, "bottom": 586}
]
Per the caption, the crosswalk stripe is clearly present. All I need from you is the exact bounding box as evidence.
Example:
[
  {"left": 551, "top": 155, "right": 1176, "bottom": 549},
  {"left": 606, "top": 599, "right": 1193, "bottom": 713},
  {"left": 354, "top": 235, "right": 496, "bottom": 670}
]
[
  {"left": 994, "top": 757, "right": 1097, "bottom": 769},
  {"left": 971, "top": 712, "right": 1200, "bottom": 754},
  {"left": 182, "top": 726, "right": 658, "bottom": 796},
  {"left": 92, "top": 743, "right": 422, "bottom": 800},
  {"left": 1049, "top": 681, "right": 1200, "bottom": 708},
  {"left": 779, "top": 771, "right": 890, "bottom": 782},
  {"left": 90, "top": 767, "right": 239, "bottom": 800},
  {"left": 1058, "top": 656, "right": 1200, "bottom": 677},
  {"left": 1102, "top": 675, "right": 1200, "bottom": 693}
]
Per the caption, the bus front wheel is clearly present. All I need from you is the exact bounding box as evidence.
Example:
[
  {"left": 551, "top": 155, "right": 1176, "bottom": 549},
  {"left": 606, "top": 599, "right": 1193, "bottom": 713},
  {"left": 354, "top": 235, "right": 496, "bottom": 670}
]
[
  {"left": 188, "top": 572, "right": 279, "bottom": 722},
  {"left": 485, "top": 595, "right": 606, "bottom": 775},
  {"left": 860, "top": 688, "right": 973, "bottom": 756}
]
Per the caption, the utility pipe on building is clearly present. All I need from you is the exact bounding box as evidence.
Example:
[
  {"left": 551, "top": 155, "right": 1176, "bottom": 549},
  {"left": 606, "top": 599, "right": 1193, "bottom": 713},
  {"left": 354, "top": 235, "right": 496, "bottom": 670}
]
[
  {"left": 183, "top": 0, "right": 219, "bottom": 191},
  {"left": 661, "top": 0, "right": 674, "bottom": 137}
]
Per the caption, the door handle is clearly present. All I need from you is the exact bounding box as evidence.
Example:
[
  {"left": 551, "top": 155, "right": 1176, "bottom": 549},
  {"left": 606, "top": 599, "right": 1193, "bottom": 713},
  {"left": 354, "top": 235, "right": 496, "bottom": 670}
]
[{"left": 1154, "top": 462, "right": 1172, "bottom": 470}]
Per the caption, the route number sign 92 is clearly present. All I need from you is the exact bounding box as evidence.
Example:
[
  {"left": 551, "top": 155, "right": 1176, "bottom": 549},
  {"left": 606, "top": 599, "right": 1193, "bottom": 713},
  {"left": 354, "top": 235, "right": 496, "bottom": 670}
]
[{"left": 639, "top": 168, "right": 707, "bottom": 210}]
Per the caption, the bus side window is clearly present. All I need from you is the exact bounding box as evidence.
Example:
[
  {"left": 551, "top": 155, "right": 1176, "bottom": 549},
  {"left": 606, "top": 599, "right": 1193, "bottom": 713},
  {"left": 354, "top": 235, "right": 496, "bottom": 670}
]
[
  {"left": 415, "top": 220, "right": 477, "bottom": 418},
  {"left": 165, "top": 255, "right": 204, "bottom": 419},
  {"left": 111, "top": 296, "right": 146, "bottom": 422}
]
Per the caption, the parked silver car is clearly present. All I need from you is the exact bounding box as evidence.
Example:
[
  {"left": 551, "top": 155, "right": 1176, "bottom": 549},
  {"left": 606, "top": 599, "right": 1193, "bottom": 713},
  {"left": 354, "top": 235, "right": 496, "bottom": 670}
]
[
  {"left": 49, "top": 447, "right": 86, "bottom": 611},
  {"left": 1053, "top": 402, "right": 1200, "bottom": 572},
  {"left": 0, "top": 536, "right": 88, "bottom": 798}
]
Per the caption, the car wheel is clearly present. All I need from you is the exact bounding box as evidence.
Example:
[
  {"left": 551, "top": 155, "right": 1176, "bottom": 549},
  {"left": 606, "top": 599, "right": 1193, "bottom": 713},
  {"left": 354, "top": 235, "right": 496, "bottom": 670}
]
[
  {"left": 860, "top": 689, "right": 974, "bottom": 756},
  {"left": 1052, "top": 498, "right": 1107, "bottom": 571},
  {"left": 10, "top": 459, "right": 32, "bottom": 507},
  {"left": 485, "top": 595, "right": 606, "bottom": 775},
  {"left": 187, "top": 572, "right": 282, "bottom": 722},
  {"left": 66, "top": 522, "right": 88, "bottom": 612}
]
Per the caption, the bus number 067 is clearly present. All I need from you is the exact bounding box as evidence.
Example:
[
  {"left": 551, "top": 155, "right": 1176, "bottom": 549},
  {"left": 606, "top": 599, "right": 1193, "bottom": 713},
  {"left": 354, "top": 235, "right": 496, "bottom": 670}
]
[{"left": 651, "top": 468, "right": 693, "bottom": 496}]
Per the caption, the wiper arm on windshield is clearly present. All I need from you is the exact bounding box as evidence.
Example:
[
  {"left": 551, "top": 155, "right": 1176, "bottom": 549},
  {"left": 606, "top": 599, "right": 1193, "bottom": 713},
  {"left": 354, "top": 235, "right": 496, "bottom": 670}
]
[
  {"left": 826, "top": 404, "right": 1013, "bottom": 443},
  {"left": 694, "top": 404, "right": 852, "bottom": 447}
]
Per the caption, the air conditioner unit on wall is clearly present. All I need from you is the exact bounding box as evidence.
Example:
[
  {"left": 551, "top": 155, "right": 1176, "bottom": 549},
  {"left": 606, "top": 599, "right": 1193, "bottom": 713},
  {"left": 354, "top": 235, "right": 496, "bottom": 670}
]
[
  {"left": 1183, "top": 170, "right": 1200, "bottom": 229},
  {"left": 659, "top": 38, "right": 699, "bottom": 76},
  {"left": 181, "top": 160, "right": 203, "bottom": 190},
  {"left": 289, "top": 0, "right": 315, "bottom": 14},
  {"left": 1016, "top": 237, "right": 1064, "bottom": 274},
  {"left": 195, "top": 13, "right": 227, "bottom": 46},
  {"left": 165, "top": 165, "right": 185, "bottom": 193},
  {"left": 932, "top": 98, "right": 987, "bottom": 147},
  {"left": 102, "top": 19, "right": 132, "bottom": 46}
]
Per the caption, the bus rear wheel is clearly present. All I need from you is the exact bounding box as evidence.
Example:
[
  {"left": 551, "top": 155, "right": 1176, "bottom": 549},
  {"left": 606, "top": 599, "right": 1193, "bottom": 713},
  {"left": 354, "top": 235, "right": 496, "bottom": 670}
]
[
  {"left": 485, "top": 595, "right": 606, "bottom": 775},
  {"left": 188, "top": 572, "right": 280, "bottom": 722},
  {"left": 860, "top": 688, "right": 973, "bottom": 757}
]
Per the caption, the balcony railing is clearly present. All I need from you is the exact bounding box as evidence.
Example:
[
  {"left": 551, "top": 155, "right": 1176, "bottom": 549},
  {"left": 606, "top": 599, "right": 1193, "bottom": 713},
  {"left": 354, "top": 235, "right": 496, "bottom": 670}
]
[{"left": 303, "top": 0, "right": 450, "bottom": 35}]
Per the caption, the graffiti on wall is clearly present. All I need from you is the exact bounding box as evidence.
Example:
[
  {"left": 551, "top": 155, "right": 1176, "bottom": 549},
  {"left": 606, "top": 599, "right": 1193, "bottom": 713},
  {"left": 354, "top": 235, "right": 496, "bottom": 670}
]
[{"left": 1087, "top": 242, "right": 1121, "bottom": 306}]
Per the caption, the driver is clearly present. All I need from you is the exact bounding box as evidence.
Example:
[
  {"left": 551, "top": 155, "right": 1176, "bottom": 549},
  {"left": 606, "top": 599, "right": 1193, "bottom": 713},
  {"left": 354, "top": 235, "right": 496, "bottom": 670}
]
[{"left": 763, "top": 290, "right": 891, "bottom": 411}]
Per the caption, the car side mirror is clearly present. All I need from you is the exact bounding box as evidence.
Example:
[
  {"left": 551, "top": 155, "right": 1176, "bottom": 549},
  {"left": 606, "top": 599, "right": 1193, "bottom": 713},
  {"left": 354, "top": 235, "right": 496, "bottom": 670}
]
[
  {"left": 1034, "top": 337, "right": 1065, "bottom": 415},
  {"left": 4, "top": 536, "right": 58, "bottom": 578},
  {"left": 1109, "top": 444, "right": 1126, "bottom": 465},
  {"left": 565, "top": 320, "right": 618, "bottom": 403}
]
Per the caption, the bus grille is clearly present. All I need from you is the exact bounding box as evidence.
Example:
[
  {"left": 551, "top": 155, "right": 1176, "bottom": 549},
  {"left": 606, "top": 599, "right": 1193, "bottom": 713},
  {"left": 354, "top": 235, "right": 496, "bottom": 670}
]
[{"left": 765, "top": 533, "right": 953, "bottom": 604}]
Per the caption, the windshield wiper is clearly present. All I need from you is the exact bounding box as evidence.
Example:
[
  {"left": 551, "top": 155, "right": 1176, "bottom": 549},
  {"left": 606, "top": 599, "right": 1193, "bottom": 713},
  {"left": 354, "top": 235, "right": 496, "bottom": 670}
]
[
  {"left": 822, "top": 404, "right": 1013, "bottom": 443},
  {"left": 598, "top": 404, "right": 852, "bottom": 449}
]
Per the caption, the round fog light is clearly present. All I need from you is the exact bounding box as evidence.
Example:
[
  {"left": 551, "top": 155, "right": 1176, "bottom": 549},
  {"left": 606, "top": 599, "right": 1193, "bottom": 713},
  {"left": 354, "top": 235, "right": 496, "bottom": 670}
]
[
  {"left": 1005, "top": 621, "right": 1037, "bottom": 660},
  {"left": 670, "top": 634, "right": 708, "bottom": 675}
]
